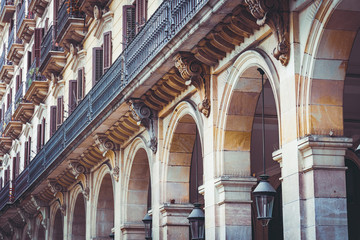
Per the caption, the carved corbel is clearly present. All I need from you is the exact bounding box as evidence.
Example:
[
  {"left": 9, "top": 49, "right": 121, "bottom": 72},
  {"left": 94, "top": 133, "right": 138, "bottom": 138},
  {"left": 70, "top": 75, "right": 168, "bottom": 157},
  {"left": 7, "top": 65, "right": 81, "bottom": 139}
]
[
  {"left": 47, "top": 179, "right": 65, "bottom": 196},
  {"left": 68, "top": 161, "right": 87, "bottom": 179},
  {"left": 244, "top": 0, "right": 289, "bottom": 65},
  {"left": 31, "top": 196, "right": 49, "bottom": 229},
  {"left": 128, "top": 99, "right": 158, "bottom": 153},
  {"left": 174, "top": 52, "right": 211, "bottom": 117},
  {"left": 30, "top": 195, "right": 47, "bottom": 211},
  {"left": 17, "top": 208, "right": 29, "bottom": 225}
]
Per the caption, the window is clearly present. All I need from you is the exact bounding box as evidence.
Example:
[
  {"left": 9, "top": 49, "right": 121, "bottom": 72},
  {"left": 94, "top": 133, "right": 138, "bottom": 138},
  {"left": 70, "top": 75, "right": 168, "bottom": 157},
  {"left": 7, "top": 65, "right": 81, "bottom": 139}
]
[
  {"left": 50, "top": 105, "right": 57, "bottom": 137},
  {"left": 92, "top": 47, "right": 103, "bottom": 85},
  {"left": 24, "top": 141, "right": 29, "bottom": 167},
  {"left": 69, "top": 80, "right": 78, "bottom": 114},
  {"left": 37, "top": 118, "right": 45, "bottom": 152},
  {"left": 77, "top": 67, "right": 85, "bottom": 101},
  {"left": 103, "top": 32, "right": 112, "bottom": 73},
  {"left": 12, "top": 153, "right": 20, "bottom": 179},
  {"left": 123, "top": 0, "right": 147, "bottom": 48},
  {"left": 34, "top": 28, "right": 43, "bottom": 66},
  {"left": 57, "top": 96, "right": 64, "bottom": 129}
]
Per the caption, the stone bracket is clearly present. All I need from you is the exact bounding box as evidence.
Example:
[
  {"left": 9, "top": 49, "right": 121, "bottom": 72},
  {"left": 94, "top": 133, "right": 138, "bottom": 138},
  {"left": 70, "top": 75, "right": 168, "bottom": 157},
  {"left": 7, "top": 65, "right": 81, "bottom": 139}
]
[
  {"left": 244, "top": 0, "right": 290, "bottom": 66},
  {"left": 68, "top": 160, "right": 88, "bottom": 179},
  {"left": 47, "top": 179, "right": 65, "bottom": 196},
  {"left": 128, "top": 99, "right": 158, "bottom": 153},
  {"left": 174, "top": 52, "right": 210, "bottom": 117}
]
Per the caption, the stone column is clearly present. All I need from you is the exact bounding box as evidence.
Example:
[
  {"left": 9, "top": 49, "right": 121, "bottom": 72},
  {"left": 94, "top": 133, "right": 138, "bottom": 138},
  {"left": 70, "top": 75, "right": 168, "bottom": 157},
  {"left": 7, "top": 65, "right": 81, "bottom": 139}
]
[
  {"left": 159, "top": 204, "right": 193, "bottom": 240},
  {"left": 281, "top": 136, "right": 352, "bottom": 240},
  {"left": 214, "top": 177, "right": 257, "bottom": 240}
]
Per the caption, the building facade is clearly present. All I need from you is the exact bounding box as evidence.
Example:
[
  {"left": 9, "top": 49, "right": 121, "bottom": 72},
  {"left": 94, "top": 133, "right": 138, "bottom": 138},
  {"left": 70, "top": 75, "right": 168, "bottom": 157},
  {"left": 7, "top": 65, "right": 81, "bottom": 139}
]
[{"left": 0, "top": 0, "right": 358, "bottom": 239}]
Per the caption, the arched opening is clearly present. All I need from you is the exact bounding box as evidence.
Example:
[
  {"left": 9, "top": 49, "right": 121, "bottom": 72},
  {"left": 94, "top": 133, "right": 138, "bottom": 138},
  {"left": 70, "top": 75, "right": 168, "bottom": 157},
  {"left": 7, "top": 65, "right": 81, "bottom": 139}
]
[
  {"left": 124, "top": 148, "right": 151, "bottom": 239},
  {"left": 38, "top": 225, "right": 46, "bottom": 240},
  {"left": 53, "top": 209, "right": 63, "bottom": 240},
  {"left": 164, "top": 112, "right": 204, "bottom": 239},
  {"left": 96, "top": 174, "right": 114, "bottom": 238},
  {"left": 72, "top": 193, "right": 86, "bottom": 239}
]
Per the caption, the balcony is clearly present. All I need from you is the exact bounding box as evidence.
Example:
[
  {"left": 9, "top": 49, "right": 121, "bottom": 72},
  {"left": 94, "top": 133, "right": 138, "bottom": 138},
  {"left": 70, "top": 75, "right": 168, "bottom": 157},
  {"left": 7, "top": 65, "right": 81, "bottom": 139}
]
[
  {"left": 28, "top": 0, "right": 48, "bottom": 17},
  {"left": 7, "top": 28, "right": 24, "bottom": 65},
  {"left": 39, "top": 25, "right": 66, "bottom": 79},
  {"left": 3, "top": 102, "right": 22, "bottom": 140},
  {"left": 0, "top": 82, "right": 5, "bottom": 100},
  {"left": 14, "top": 168, "right": 28, "bottom": 201},
  {"left": 0, "top": 181, "right": 11, "bottom": 210},
  {"left": 0, "top": 51, "right": 14, "bottom": 84},
  {"left": 13, "top": 79, "right": 34, "bottom": 123},
  {"left": 0, "top": 0, "right": 15, "bottom": 23},
  {"left": 0, "top": 106, "right": 13, "bottom": 153},
  {"left": 56, "top": 0, "right": 87, "bottom": 52},
  {"left": 24, "top": 61, "right": 49, "bottom": 105},
  {"left": 16, "top": 3, "right": 36, "bottom": 44}
]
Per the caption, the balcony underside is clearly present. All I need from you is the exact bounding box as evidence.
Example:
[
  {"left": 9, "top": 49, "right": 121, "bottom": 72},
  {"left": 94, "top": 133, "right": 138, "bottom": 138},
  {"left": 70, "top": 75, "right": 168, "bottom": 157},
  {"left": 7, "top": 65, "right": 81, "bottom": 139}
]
[
  {"left": 4, "top": 121, "right": 22, "bottom": 139},
  {"left": 57, "top": 19, "right": 87, "bottom": 52},
  {"left": 0, "top": 83, "right": 6, "bottom": 101},
  {"left": 0, "top": 65, "right": 14, "bottom": 84},
  {"left": 28, "top": 0, "right": 48, "bottom": 17},
  {"left": 0, "top": 137, "right": 12, "bottom": 154},
  {"left": 17, "top": 19, "right": 36, "bottom": 43},
  {"left": 13, "top": 102, "right": 35, "bottom": 124},
  {"left": 80, "top": 0, "right": 109, "bottom": 18},
  {"left": 24, "top": 81, "right": 49, "bottom": 105},
  {"left": 7, "top": 43, "right": 25, "bottom": 65},
  {"left": 0, "top": 5, "right": 15, "bottom": 23},
  {"left": 39, "top": 51, "right": 66, "bottom": 79}
]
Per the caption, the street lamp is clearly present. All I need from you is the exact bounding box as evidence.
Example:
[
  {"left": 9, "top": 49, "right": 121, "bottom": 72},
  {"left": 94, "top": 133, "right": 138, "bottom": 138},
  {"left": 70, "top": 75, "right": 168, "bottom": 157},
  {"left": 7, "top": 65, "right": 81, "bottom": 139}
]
[
  {"left": 188, "top": 203, "right": 205, "bottom": 240},
  {"left": 252, "top": 68, "right": 276, "bottom": 227},
  {"left": 142, "top": 212, "right": 152, "bottom": 240}
]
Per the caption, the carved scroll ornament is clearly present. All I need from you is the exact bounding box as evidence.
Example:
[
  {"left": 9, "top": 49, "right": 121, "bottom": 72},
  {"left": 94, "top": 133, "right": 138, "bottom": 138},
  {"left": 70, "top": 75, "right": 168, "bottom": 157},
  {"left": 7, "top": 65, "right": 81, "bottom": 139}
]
[{"left": 245, "top": 0, "right": 289, "bottom": 65}]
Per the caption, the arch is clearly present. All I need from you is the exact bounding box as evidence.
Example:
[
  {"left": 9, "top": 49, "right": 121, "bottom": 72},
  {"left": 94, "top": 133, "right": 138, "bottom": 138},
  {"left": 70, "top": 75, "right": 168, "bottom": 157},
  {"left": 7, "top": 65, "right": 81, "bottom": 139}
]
[
  {"left": 21, "top": 223, "right": 31, "bottom": 240},
  {"left": 161, "top": 101, "right": 204, "bottom": 203},
  {"left": 94, "top": 165, "right": 114, "bottom": 239},
  {"left": 52, "top": 208, "right": 63, "bottom": 240},
  {"left": 71, "top": 190, "right": 86, "bottom": 239},
  {"left": 122, "top": 138, "right": 152, "bottom": 239},
  {"left": 216, "top": 50, "right": 280, "bottom": 177},
  {"left": 299, "top": 0, "right": 360, "bottom": 136},
  {"left": 34, "top": 213, "right": 46, "bottom": 240}
]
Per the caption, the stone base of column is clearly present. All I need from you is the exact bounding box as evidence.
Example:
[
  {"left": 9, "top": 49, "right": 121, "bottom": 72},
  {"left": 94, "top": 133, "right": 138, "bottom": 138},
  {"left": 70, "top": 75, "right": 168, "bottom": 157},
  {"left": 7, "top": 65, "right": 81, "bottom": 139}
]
[
  {"left": 159, "top": 204, "right": 193, "bottom": 240},
  {"left": 120, "top": 222, "right": 145, "bottom": 240},
  {"left": 214, "top": 176, "right": 257, "bottom": 240}
]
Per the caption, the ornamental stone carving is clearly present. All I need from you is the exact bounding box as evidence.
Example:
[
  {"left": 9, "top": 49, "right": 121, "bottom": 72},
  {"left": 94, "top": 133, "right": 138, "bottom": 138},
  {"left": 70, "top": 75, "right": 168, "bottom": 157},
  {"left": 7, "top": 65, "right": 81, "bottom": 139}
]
[
  {"left": 244, "top": 0, "right": 289, "bottom": 65},
  {"left": 68, "top": 161, "right": 87, "bottom": 179},
  {"left": 47, "top": 179, "right": 64, "bottom": 195},
  {"left": 128, "top": 99, "right": 158, "bottom": 153},
  {"left": 93, "top": 134, "right": 118, "bottom": 156},
  {"left": 174, "top": 52, "right": 210, "bottom": 117}
]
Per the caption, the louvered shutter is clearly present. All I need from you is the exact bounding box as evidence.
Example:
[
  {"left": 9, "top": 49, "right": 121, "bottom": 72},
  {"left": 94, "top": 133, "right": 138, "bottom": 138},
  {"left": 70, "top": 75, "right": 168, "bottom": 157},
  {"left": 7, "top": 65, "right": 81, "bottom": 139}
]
[
  {"left": 24, "top": 141, "right": 28, "bottom": 167},
  {"left": 136, "top": 0, "right": 147, "bottom": 33},
  {"left": 15, "top": 153, "right": 20, "bottom": 178},
  {"left": 15, "top": 75, "right": 20, "bottom": 92},
  {"left": 57, "top": 96, "right": 63, "bottom": 128},
  {"left": 123, "top": 5, "right": 136, "bottom": 47},
  {"left": 77, "top": 68, "right": 85, "bottom": 101},
  {"left": 34, "top": 28, "right": 43, "bottom": 66},
  {"left": 5, "top": 169, "right": 8, "bottom": 183},
  {"left": 92, "top": 48, "right": 103, "bottom": 85},
  {"left": 12, "top": 157, "right": 16, "bottom": 179},
  {"left": 0, "top": 109, "right": 2, "bottom": 122},
  {"left": 50, "top": 106, "right": 57, "bottom": 137},
  {"left": 69, "top": 80, "right": 77, "bottom": 114},
  {"left": 103, "top": 31, "right": 112, "bottom": 72},
  {"left": 28, "top": 137, "right": 31, "bottom": 161},
  {"left": 41, "top": 118, "right": 45, "bottom": 147},
  {"left": 37, "top": 124, "right": 41, "bottom": 153},
  {"left": 0, "top": 178, "right": 2, "bottom": 189}
]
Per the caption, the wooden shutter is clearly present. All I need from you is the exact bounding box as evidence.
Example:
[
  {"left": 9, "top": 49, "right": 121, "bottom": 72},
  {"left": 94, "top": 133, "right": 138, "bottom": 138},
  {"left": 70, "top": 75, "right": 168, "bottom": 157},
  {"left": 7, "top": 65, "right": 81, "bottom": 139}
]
[
  {"left": 0, "top": 178, "right": 2, "bottom": 190},
  {"left": 15, "top": 153, "right": 20, "bottom": 178},
  {"left": 34, "top": 28, "right": 43, "bottom": 66},
  {"left": 15, "top": 75, "right": 20, "bottom": 92},
  {"left": 5, "top": 168, "right": 8, "bottom": 183},
  {"left": 69, "top": 80, "right": 77, "bottom": 114},
  {"left": 136, "top": 0, "right": 147, "bottom": 33},
  {"left": 24, "top": 141, "right": 28, "bottom": 167},
  {"left": 37, "top": 124, "right": 41, "bottom": 153},
  {"left": 27, "top": 51, "right": 32, "bottom": 72},
  {"left": 41, "top": 118, "right": 45, "bottom": 147},
  {"left": 77, "top": 68, "right": 85, "bottom": 101},
  {"left": 50, "top": 106, "right": 57, "bottom": 137},
  {"left": 28, "top": 137, "right": 31, "bottom": 162},
  {"left": 92, "top": 47, "right": 103, "bottom": 85},
  {"left": 103, "top": 31, "right": 112, "bottom": 72},
  {"left": 123, "top": 5, "right": 136, "bottom": 47},
  {"left": 0, "top": 109, "right": 2, "bottom": 122},
  {"left": 12, "top": 157, "right": 16, "bottom": 179},
  {"left": 57, "top": 96, "right": 63, "bottom": 128}
]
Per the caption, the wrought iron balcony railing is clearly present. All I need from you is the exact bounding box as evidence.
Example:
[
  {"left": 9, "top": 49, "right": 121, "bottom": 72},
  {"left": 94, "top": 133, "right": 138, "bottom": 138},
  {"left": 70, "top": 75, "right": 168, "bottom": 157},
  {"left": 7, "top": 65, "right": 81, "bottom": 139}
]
[
  {"left": 0, "top": 120, "right": 4, "bottom": 135},
  {"left": 39, "top": 25, "right": 63, "bottom": 67},
  {"left": 14, "top": 167, "right": 28, "bottom": 199},
  {"left": 16, "top": 1, "right": 25, "bottom": 30},
  {"left": 12, "top": 0, "right": 209, "bottom": 204},
  {"left": 7, "top": 27, "right": 14, "bottom": 50},
  {"left": 56, "top": 0, "right": 85, "bottom": 38},
  {"left": 26, "top": 59, "right": 45, "bottom": 92},
  {"left": 0, "top": 52, "right": 4, "bottom": 72},
  {"left": 0, "top": 181, "right": 10, "bottom": 210},
  {"left": 4, "top": 103, "right": 12, "bottom": 126},
  {"left": 14, "top": 82, "right": 23, "bottom": 111}
]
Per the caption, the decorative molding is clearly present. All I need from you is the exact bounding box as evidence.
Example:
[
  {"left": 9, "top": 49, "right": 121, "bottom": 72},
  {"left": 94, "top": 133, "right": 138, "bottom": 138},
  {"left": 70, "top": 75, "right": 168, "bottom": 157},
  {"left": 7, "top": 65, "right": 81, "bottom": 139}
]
[
  {"left": 174, "top": 52, "right": 211, "bottom": 117},
  {"left": 128, "top": 99, "right": 158, "bottom": 153},
  {"left": 47, "top": 179, "right": 65, "bottom": 195},
  {"left": 244, "top": 0, "right": 290, "bottom": 65},
  {"left": 93, "top": 10, "right": 114, "bottom": 39},
  {"left": 82, "top": 187, "right": 90, "bottom": 201},
  {"left": 93, "top": 134, "right": 118, "bottom": 156},
  {"left": 68, "top": 161, "right": 87, "bottom": 179}
]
